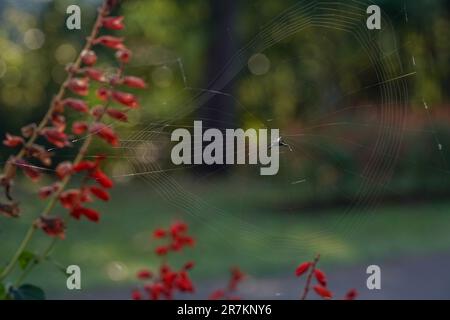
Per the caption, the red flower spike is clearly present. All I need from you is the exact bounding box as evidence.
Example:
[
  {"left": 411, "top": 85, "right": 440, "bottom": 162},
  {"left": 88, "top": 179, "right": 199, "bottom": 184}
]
[
  {"left": 153, "top": 228, "right": 166, "bottom": 238},
  {"left": 94, "top": 35, "right": 124, "bottom": 50},
  {"left": 41, "top": 128, "right": 70, "bottom": 148},
  {"left": 72, "top": 121, "right": 88, "bottom": 135},
  {"left": 84, "top": 68, "right": 106, "bottom": 82},
  {"left": 14, "top": 159, "right": 41, "bottom": 181},
  {"left": 3, "top": 133, "right": 24, "bottom": 147},
  {"left": 295, "top": 262, "right": 311, "bottom": 277},
  {"left": 115, "top": 49, "right": 131, "bottom": 63},
  {"left": 63, "top": 98, "right": 89, "bottom": 113},
  {"left": 155, "top": 246, "right": 169, "bottom": 256},
  {"left": 89, "top": 186, "right": 110, "bottom": 201},
  {"left": 67, "top": 78, "right": 89, "bottom": 96},
  {"left": 123, "top": 76, "right": 147, "bottom": 89},
  {"left": 106, "top": 109, "right": 128, "bottom": 122},
  {"left": 131, "top": 289, "right": 142, "bottom": 300},
  {"left": 344, "top": 289, "right": 357, "bottom": 300},
  {"left": 313, "top": 285, "right": 333, "bottom": 299},
  {"left": 102, "top": 16, "right": 124, "bottom": 30},
  {"left": 136, "top": 269, "right": 152, "bottom": 280},
  {"left": 36, "top": 216, "right": 66, "bottom": 239},
  {"left": 314, "top": 269, "right": 327, "bottom": 286},
  {"left": 90, "top": 169, "right": 114, "bottom": 188},
  {"left": 90, "top": 123, "right": 119, "bottom": 147},
  {"left": 81, "top": 50, "right": 97, "bottom": 66},
  {"left": 112, "top": 91, "right": 139, "bottom": 108},
  {"left": 59, "top": 189, "right": 81, "bottom": 209},
  {"left": 71, "top": 206, "right": 100, "bottom": 222},
  {"left": 96, "top": 88, "right": 110, "bottom": 101},
  {"left": 55, "top": 161, "right": 73, "bottom": 179}
]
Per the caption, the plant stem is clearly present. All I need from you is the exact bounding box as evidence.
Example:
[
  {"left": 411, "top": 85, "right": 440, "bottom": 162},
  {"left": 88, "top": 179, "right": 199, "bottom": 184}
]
[
  {"left": 0, "top": 1, "right": 108, "bottom": 283},
  {"left": 300, "top": 254, "right": 320, "bottom": 300},
  {"left": 0, "top": 225, "right": 36, "bottom": 281}
]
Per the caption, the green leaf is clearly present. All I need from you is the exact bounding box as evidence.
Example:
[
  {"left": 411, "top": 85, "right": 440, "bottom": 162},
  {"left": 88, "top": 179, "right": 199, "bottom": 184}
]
[
  {"left": 10, "top": 284, "right": 46, "bottom": 300},
  {"left": 18, "top": 251, "right": 36, "bottom": 270}
]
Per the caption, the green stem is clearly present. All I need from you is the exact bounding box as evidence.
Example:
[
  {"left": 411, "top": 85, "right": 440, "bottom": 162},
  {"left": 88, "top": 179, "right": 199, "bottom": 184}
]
[{"left": 0, "top": 225, "right": 36, "bottom": 281}]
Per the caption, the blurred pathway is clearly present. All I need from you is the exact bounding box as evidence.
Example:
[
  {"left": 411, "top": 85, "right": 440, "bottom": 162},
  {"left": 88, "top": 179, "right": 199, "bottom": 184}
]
[{"left": 53, "top": 252, "right": 450, "bottom": 300}]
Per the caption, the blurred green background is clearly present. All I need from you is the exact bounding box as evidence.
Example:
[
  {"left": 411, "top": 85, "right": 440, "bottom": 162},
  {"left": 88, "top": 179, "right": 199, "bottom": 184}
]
[{"left": 0, "top": 0, "right": 449, "bottom": 299}]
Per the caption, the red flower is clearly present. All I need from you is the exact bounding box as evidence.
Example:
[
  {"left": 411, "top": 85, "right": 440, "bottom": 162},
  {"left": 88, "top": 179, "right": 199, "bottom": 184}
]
[
  {"left": 115, "top": 49, "right": 131, "bottom": 63},
  {"left": 136, "top": 269, "right": 152, "bottom": 280},
  {"left": 170, "top": 221, "right": 188, "bottom": 235},
  {"left": 84, "top": 68, "right": 106, "bottom": 82},
  {"left": 175, "top": 271, "right": 194, "bottom": 292},
  {"left": 146, "top": 283, "right": 164, "bottom": 300},
  {"left": 36, "top": 216, "right": 66, "bottom": 239},
  {"left": 63, "top": 98, "right": 89, "bottom": 113},
  {"left": 91, "top": 105, "right": 105, "bottom": 118},
  {"left": 0, "top": 202, "right": 20, "bottom": 218},
  {"left": 295, "top": 262, "right": 311, "bottom": 277},
  {"left": 67, "top": 78, "right": 89, "bottom": 96},
  {"left": 102, "top": 16, "right": 124, "bottom": 30},
  {"left": 21, "top": 123, "right": 37, "bottom": 138},
  {"left": 90, "top": 169, "right": 114, "bottom": 189},
  {"left": 89, "top": 186, "right": 110, "bottom": 201},
  {"left": 51, "top": 113, "right": 66, "bottom": 131},
  {"left": 81, "top": 50, "right": 97, "bottom": 66},
  {"left": 3, "top": 133, "right": 24, "bottom": 147},
  {"left": 153, "top": 228, "right": 166, "bottom": 238},
  {"left": 55, "top": 161, "right": 73, "bottom": 179},
  {"left": 41, "top": 128, "right": 70, "bottom": 148},
  {"left": 131, "top": 289, "right": 142, "bottom": 300},
  {"left": 112, "top": 91, "right": 139, "bottom": 108},
  {"left": 72, "top": 160, "right": 97, "bottom": 172},
  {"left": 313, "top": 285, "right": 333, "bottom": 299},
  {"left": 183, "top": 261, "right": 195, "bottom": 270},
  {"left": 229, "top": 267, "right": 245, "bottom": 291},
  {"left": 14, "top": 159, "right": 41, "bottom": 181},
  {"left": 123, "top": 76, "right": 147, "bottom": 89},
  {"left": 26, "top": 144, "right": 52, "bottom": 166},
  {"left": 155, "top": 246, "right": 169, "bottom": 256},
  {"left": 209, "top": 290, "right": 225, "bottom": 300},
  {"left": 94, "top": 35, "right": 124, "bottom": 50},
  {"left": 344, "top": 289, "right": 357, "bottom": 300},
  {"left": 314, "top": 269, "right": 327, "bottom": 286},
  {"left": 59, "top": 189, "right": 81, "bottom": 209},
  {"left": 72, "top": 121, "right": 88, "bottom": 135},
  {"left": 38, "top": 183, "right": 60, "bottom": 199},
  {"left": 106, "top": 109, "right": 128, "bottom": 122},
  {"left": 90, "top": 123, "right": 120, "bottom": 147},
  {"left": 71, "top": 206, "right": 100, "bottom": 222},
  {"left": 96, "top": 88, "right": 110, "bottom": 101}
]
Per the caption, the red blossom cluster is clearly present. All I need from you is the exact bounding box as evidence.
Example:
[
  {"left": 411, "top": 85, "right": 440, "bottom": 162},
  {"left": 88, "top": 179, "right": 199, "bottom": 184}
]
[
  {"left": 131, "top": 221, "right": 245, "bottom": 300},
  {"left": 132, "top": 222, "right": 196, "bottom": 300},
  {"left": 0, "top": 0, "right": 146, "bottom": 242},
  {"left": 209, "top": 267, "right": 245, "bottom": 300},
  {"left": 296, "top": 255, "right": 357, "bottom": 300}
]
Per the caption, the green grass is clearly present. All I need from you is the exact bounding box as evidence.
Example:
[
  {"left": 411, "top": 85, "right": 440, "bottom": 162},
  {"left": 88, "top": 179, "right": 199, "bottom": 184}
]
[{"left": 1, "top": 179, "right": 450, "bottom": 294}]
